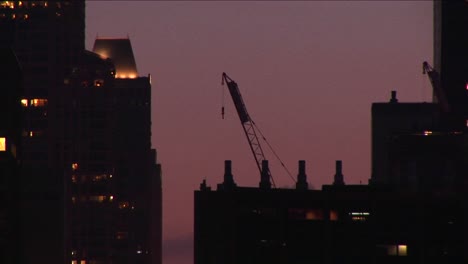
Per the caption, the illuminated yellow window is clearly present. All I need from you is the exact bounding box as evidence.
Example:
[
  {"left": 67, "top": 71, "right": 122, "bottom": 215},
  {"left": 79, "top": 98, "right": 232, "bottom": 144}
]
[
  {"left": 71, "top": 261, "right": 77, "bottom": 264},
  {"left": 71, "top": 163, "right": 78, "bottom": 171},
  {"left": 398, "top": 245, "right": 407, "bottom": 256},
  {"left": 109, "top": 195, "right": 114, "bottom": 201},
  {"left": 21, "top": 99, "right": 28, "bottom": 107},
  {"left": 30, "top": 99, "right": 47, "bottom": 107},
  {"left": 0, "top": 137, "right": 6, "bottom": 151}
]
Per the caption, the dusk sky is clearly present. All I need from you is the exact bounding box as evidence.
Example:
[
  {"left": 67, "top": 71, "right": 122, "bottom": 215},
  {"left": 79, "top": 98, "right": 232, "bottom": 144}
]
[{"left": 86, "top": 2, "right": 433, "bottom": 263}]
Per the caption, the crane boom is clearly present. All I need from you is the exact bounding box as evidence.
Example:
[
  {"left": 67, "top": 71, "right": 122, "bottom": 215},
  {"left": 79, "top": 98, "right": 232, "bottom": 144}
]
[
  {"left": 222, "top": 72, "right": 271, "bottom": 180},
  {"left": 423, "top": 61, "right": 450, "bottom": 113}
]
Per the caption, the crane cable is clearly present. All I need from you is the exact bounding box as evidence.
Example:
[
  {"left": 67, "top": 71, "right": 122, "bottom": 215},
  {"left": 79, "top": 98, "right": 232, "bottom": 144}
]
[
  {"left": 221, "top": 75, "right": 225, "bottom": 119},
  {"left": 252, "top": 121, "right": 296, "bottom": 184}
]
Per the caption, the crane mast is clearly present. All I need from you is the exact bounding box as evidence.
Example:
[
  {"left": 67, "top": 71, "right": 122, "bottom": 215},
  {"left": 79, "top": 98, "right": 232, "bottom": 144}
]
[{"left": 221, "top": 72, "right": 271, "bottom": 180}]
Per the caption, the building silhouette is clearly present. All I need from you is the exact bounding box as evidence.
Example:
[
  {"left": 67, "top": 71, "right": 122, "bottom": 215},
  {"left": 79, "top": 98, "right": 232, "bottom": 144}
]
[
  {"left": 0, "top": 1, "right": 85, "bottom": 263},
  {"left": 62, "top": 37, "right": 161, "bottom": 264},
  {"left": 0, "top": 47, "right": 23, "bottom": 264},
  {"left": 195, "top": 1, "right": 467, "bottom": 263},
  {"left": 371, "top": 0, "right": 468, "bottom": 189},
  {"left": 195, "top": 161, "right": 466, "bottom": 264},
  {"left": 0, "top": 2, "right": 162, "bottom": 264}
]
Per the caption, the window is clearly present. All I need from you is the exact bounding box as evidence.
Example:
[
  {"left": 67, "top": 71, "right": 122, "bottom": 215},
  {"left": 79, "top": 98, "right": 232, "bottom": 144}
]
[
  {"left": 0, "top": 137, "right": 5, "bottom": 151},
  {"left": 349, "top": 212, "right": 370, "bottom": 221},
  {"left": 330, "top": 210, "right": 339, "bottom": 221},
  {"left": 94, "top": 79, "right": 104, "bottom": 87},
  {"left": 30, "top": 98, "right": 47, "bottom": 107},
  {"left": 377, "top": 244, "right": 408, "bottom": 256},
  {"left": 119, "top": 201, "right": 129, "bottom": 209},
  {"left": 21, "top": 99, "right": 28, "bottom": 107}
]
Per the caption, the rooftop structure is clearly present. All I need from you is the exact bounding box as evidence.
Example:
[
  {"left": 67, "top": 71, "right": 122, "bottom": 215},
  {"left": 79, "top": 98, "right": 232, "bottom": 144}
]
[{"left": 93, "top": 38, "right": 139, "bottom": 79}]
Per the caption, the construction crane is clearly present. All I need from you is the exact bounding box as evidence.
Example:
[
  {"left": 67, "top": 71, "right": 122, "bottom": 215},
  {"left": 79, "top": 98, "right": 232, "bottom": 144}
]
[
  {"left": 221, "top": 73, "right": 297, "bottom": 186},
  {"left": 423, "top": 61, "right": 450, "bottom": 113},
  {"left": 221, "top": 72, "right": 273, "bottom": 184}
]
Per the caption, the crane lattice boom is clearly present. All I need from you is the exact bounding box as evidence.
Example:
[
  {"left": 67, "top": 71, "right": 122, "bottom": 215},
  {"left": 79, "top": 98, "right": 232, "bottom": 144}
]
[{"left": 221, "top": 72, "right": 271, "bottom": 180}]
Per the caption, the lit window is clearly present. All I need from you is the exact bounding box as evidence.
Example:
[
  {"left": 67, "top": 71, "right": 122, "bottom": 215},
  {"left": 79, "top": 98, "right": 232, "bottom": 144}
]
[
  {"left": 378, "top": 244, "right": 408, "bottom": 256},
  {"left": 349, "top": 212, "right": 370, "bottom": 221},
  {"left": 423, "top": 130, "right": 432, "bottom": 136},
  {"left": 89, "top": 196, "right": 106, "bottom": 202},
  {"left": 330, "top": 210, "right": 338, "bottom": 221},
  {"left": 30, "top": 98, "right": 47, "bottom": 107},
  {"left": 119, "top": 201, "right": 129, "bottom": 209},
  {"left": 80, "top": 261, "right": 86, "bottom": 264},
  {"left": 72, "top": 163, "right": 78, "bottom": 171},
  {"left": 0, "top": 137, "right": 6, "bottom": 151},
  {"left": 94, "top": 79, "right": 104, "bottom": 87},
  {"left": 398, "top": 245, "right": 407, "bottom": 256},
  {"left": 21, "top": 99, "right": 28, "bottom": 107},
  {"left": 305, "top": 209, "right": 324, "bottom": 220},
  {"left": 72, "top": 261, "right": 77, "bottom": 264},
  {"left": 109, "top": 195, "right": 114, "bottom": 201}
]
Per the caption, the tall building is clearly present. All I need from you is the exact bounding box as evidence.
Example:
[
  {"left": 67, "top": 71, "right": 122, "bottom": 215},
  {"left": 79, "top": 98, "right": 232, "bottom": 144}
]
[
  {"left": 0, "top": 3, "right": 162, "bottom": 264},
  {"left": 62, "top": 38, "right": 162, "bottom": 264},
  {"left": 0, "top": 1, "right": 85, "bottom": 263},
  {"left": 0, "top": 47, "right": 23, "bottom": 264},
  {"left": 433, "top": 0, "right": 468, "bottom": 123}
]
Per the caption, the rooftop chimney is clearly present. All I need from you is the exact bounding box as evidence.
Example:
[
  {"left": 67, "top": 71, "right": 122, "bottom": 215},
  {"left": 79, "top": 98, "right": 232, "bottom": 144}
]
[
  {"left": 333, "top": 160, "right": 345, "bottom": 185},
  {"left": 199, "top": 179, "right": 211, "bottom": 191},
  {"left": 259, "top": 160, "right": 271, "bottom": 190},
  {"left": 389, "top": 90, "right": 398, "bottom": 103},
  {"left": 221, "top": 160, "right": 236, "bottom": 189},
  {"left": 296, "top": 160, "right": 309, "bottom": 190}
]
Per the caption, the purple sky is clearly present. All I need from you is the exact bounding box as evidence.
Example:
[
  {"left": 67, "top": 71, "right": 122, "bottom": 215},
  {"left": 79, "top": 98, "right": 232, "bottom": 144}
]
[{"left": 86, "top": 2, "right": 433, "bottom": 263}]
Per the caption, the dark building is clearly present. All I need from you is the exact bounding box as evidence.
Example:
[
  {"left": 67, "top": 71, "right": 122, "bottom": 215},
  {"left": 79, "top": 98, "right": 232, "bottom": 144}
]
[
  {"left": 0, "top": 47, "right": 23, "bottom": 264},
  {"left": 62, "top": 38, "right": 162, "bottom": 264},
  {"left": 370, "top": 92, "right": 439, "bottom": 186},
  {"left": 0, "top": 3, "right": 162, "bottom": 264},
  {"left": 0, "top": 1, "right": 85, "bottom": 263},
  {"left": 195, "top": 161, "right": 467, "bottom": 264},
  {"left": 371, "top": 1, "right": 468, "bottom": 186},
  {"left": 433, "top": 0, "right": 468, "bottom": 123}
]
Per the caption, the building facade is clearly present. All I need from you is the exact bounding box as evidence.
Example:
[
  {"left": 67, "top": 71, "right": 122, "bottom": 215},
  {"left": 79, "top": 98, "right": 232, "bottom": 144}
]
[
  {"left": 0, "top": 1, "right": 85, "bottom": 263},
  {"left": 195, "top": 161, "right": 467, "bottom": 264},
  {"left": 62, "top": 38, "right": 162, "bottom": 264},
  {"left": 0, "top": 3, "right": 162, "bottom": 264},
  {"left": 0, "top": 47, "right": 23, "bottom": 264}
]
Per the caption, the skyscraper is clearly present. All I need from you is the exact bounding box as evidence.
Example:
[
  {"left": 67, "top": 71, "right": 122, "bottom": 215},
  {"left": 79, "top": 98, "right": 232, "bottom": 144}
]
[
  {"left": 62, "top": 38, "right": 162, "bottom": 264},
  {"left": 1, "top": 3, "right": 162, "bottom": 264},
  {"left": 433, "top": 0, "right": 468, "bottom": 123},
  {"left": 0, "top": 47, "right": 23, "bottom": 264},
  {"left": 0, "top": 1, "right": 85, "bottom": 263}
]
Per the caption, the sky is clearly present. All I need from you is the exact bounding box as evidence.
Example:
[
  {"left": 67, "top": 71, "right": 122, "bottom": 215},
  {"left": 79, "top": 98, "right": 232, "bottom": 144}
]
[{"left": 86, "top": 2, "right": 433, "bottom": 264}]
